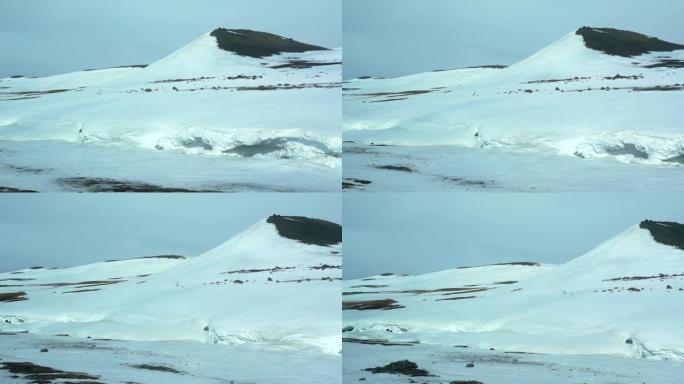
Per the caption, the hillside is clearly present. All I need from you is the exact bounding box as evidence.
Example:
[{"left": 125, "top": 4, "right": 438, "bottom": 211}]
[
  {"left": 0, "top": 29, "right": 342, "bottom": 192},
  {"left": 343, "top": 27, "right": 684, "bottom": 191}
]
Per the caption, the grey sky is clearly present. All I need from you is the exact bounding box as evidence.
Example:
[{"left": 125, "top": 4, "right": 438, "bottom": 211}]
[
  {"left": 0, "top": 0, "right": 341, "bottom": 78},
  {"left": 343, "top": 193, "right": 684, "bottom": 279},
  {"left": 343, "top": 0, "right": 684, "bottom": 79},
  {"left": 0, "top": 194, "right": 340, "bottom": 272}
]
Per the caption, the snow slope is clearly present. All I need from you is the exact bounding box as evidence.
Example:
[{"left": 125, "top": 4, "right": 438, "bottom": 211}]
[
  {"left": 0, "top": 29, "right": 341, "bottom": 191},
  {"left": 343, "top": 221, "right": 684, "bottom": 360},
  {"left": 344, "top": 27, "right": 684, "bottom": 165},
  {"left": 0, "top": 215, "right": 342, "bottom": 356}
]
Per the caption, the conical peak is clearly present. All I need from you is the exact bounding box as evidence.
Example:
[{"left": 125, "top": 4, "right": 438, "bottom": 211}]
[
  {"left": 575, "top": 26, "right": 684, "bottom": 57},
  {"left": 639, "top": 220, "right": 684, "bottom": 251},
  {"left": 209, "top": 28, "right": 328, "bottom": 58},
  {"left": 266, "top": 215, "right": 341, "bottom": 247}
]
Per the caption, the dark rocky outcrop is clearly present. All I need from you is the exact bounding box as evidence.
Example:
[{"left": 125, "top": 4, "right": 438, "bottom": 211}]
[
  {"left": 210, "top": 28, "right": 327, "bottom": 58},
  {"left": 267, "top": 215, "right": 341, "bottom": 246},
  {"left": 364, "top": 360, "right": 432, "bottom": 377},
  {"left": 576, "top": 27, "right": 684, "bottom": 57},
  {"left": 639, "top": 220, "right": 684, "bottom": 250}
]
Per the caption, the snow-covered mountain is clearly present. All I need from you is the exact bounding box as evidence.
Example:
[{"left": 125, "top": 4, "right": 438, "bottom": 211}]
[
  {"left": 343, "top": 220, "right": 684, "bottom": 359},
  {"left": 0, "top": 215, "right": 342, "bottom": 355},
  {"left": 0, "top": 29, "right": 341, "bottom": 191},
  {"left": 344, "top": 27, "right": 683, "bottom": 164}
]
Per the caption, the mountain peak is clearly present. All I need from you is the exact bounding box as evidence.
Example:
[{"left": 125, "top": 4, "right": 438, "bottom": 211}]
[
  {"left": 575, "top": 26, "right": 684, "bottom": 57},
  {"left": 209, "top": 28, "right": 328, "bottom": 58},
  {"left": 266, "top": 215, "right": 341, "bottom": 246},
  {"left": 639, "top": 220, "right": 684, "bottom": 251}
]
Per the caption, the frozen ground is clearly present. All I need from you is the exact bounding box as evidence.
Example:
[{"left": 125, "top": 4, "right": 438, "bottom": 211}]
[
  {"left": 1, "top": 333, "right": 340, "bottom": 384},
  {"left": 342, "top": 221, "right": 684, "bottom": 382},
  {"left": 342, "top": 143, "right": 684, "bottom": 192},
  {"left": 343, "top": 27, "right": 684, "bottom": 192},
  {"left": 1, "top": 215, "right": 342, "bottom": 382},
  {"left": 0, "top": 140, "right": 339, "bottom": 192},
  {"left": 0, "top": 29, "right": 341, "bottom": 191},
  {"left": 344, "top": 342, "right": 683, "bottom": 384}
]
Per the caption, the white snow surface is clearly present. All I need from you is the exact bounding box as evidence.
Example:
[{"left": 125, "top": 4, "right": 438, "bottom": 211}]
[
  {"left": 344, "top": 30, "right": 684, "bottom": 165},
  {"left": 0, "top": 31, "right": 341, "bottom": 190},
  {"left": 343, "top": 224, "right": 684, "bottom": 360},
  {"left": 0, "top": 218, "right": 342, "bottom": 356}
]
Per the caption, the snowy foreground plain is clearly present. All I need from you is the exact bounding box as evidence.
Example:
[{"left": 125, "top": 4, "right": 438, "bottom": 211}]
[
  {"left": 0, "top": 215, "right": 342, "bottom": 383},
  {"left": 0, "top": 29, "right": 341, "bottom": 192},
  {"left": 342, "top": 221, "right": 684, "bottom": 383},
  {"left": 343, "top": 27, "right": 684, "bottom": 192}
]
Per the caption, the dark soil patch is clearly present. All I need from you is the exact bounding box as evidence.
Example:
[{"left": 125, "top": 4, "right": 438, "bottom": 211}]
[
  {"left": 373, "top": 165, "right": 413, "bottom": 172},
  {"left": 630, "top": 85, "right": 684, "bottom": 92},
  {"left": 343, "top": 338, "right": 418, "bottom": 346},
  {"left": 493, "top": 280, "right": 518, "bottom": 285},
  {"left": 5, "top": 164, "right": 52, "bottom": 174},
  {"left": 271, "top": 60, "right": 341, "bottom": 69},
  {"left": 222, "top": 266, "right": 294, "bottom": 274},
  {"left": 138, "top": 255, "right": 186, "bottom": 260},
  {"left": 364, "top": 360, "right": 432, "bottom": 377},
  {"left": 436, "top": 296, "right": 477, "bottom": 301},
  {"left": 349, "top": 284, "right": 389, "bottom": 288},
  {"left": 0, "top": 291, "right": 28, "bottom": 302},
  {"left": 84, "top": 64, "right": 147, "bottom": 71},
  {"left": 343, "top": 299, "right": 405, "bottom": 310},
  {"left": 0, "top": 186, "right": 37, "bottom": 192},
  {"left": 524, "top": 76, "right": 591, "bottom": 84},
  {"left": 56, "top": 177, "right": 215, "bottom": 192},
  {"left": 440, "top": 176, "right": 494, "bottom": 188},
  {"left": 150, "top": 76, "right": 214, "bottom": 84},
  {"left": 63, "top": 288, "right": 102, "bottom": 293},
  {"left": 343, "top": 178, "right": 372, "bottom": 190},
  {"left": 129, "top": 364, "right": 184, "bottom": 374},
  {"left": 604, "top": 272, "right": 684, "bottom": 282},
  {"left": 457, "top": 261, "right": 540, "bottom": 269},
  {"left": 309, "top": 264, "right": 341, "bottom": 270},
  {"left": 210, "top": 28, "right": 327, "bottom": 58},
  {"left": 0, "top": 361, "right": 100, "bottom": 383},
  {"left": 450, "top": 381, "right": 483, "bottom": 384},
  {"left": 604, "top": 74, "right": 643, "bottom": 80},
  {"left": 639, "top": 220, "right": 684, "bottom": 250},
  {"left": 576, "top": 27, "right": 684, "bottom": 57},
  {"left": 267, "top": 214, "right": 341, "bottom": 246},
  {"left": 643, "top": 59, "right": 684, "bottom": 68}
]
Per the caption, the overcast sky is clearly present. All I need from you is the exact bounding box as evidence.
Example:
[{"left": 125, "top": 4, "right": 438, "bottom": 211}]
[
  {"left": 343, "top": 0, "right": 684, "bottom": 79},
  {"left": 0, "top": 194, "right": 340, "bottom": 272},
  {"left": 0, "top": 0, "right": 341, "bottom": 78},
  {"left": 344, "top": 193, "right": 684, "bottom": 279}
]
